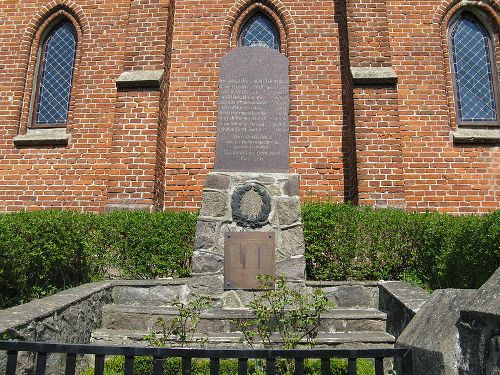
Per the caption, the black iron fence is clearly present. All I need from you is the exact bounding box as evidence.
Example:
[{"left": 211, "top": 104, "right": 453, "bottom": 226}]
[{"left": 0, "top": 341, "right": 413, "bottom": 375}]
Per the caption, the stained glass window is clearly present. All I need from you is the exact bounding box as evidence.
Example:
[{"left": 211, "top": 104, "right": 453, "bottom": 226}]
[
  {"left": 239, "top": 13, "right": 280, "bottom": 50},
  {"left": 450, "top": 12, "right": 498, "bottom": 123},
  {"left": 34, "top": 20, "right": 77, "bottom": 125}
]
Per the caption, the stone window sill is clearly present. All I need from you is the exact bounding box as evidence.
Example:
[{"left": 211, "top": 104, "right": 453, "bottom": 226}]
[
  {"left": 13, "top": 128, "right": 70, "bottom": 147},
  {"left": 452, "top": 128, "right": 500, "bottom": 145}
]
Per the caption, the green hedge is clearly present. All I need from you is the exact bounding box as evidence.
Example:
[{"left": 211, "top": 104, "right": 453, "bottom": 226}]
[
  {"left": 303, "top": 202, "right": 500, "bottom": 290},
  {"left": 92, "top": 211, "right": 197, "bottom": 279},
  {"left": 1, "top": 204, "right": 498, "bottom": 308},
  {"left": 80, "top": 355, "right": 375, "bottom": 375},
  {"left": 0, "top": 210, "right": 197, "bottom": 308}
]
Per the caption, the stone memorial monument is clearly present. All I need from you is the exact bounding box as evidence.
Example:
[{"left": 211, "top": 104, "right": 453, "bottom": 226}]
[{"left": 192, "top": 47, "right": 305, "bottom": 288}]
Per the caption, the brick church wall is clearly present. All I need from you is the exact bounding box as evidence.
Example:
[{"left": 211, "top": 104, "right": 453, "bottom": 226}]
[
  {"left": 0, "top": 1, "right": 129, "bottom": 211},
  {"left": 107, "top": 0, "right": 170, "bottom": 211},
  {"left": 0, "top": 0, "right": 498, "bottom": 213},
  {"left": 387, "top": 0, "right": 500, "bottom": 213},
  {"left": 163, "top": 0, "right": 346, "bottom": 209}
]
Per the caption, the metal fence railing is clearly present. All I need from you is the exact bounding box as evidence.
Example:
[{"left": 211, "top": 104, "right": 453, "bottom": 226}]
[{"left": 0, "top": 341, "right": 413, "bottom": 375}]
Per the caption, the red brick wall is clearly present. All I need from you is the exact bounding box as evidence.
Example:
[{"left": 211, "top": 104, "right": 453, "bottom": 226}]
[
  {"left": 163, "top": 0, "right": 345, "bottom": 209},
  {"left": 336, "top": 0, "right": 359, "bottom": 204},
  {"left": 107, "top": 0, "right": 170, "bottom": 211},
  {"left": 347, "top": 0, "right": 405, "bottom": 208},
  {"left": 387, "top": 0, "right": 500, "bottom": 212},
  {"left": 107, "top": 90, "right": 161, "bottom": 211},
  {"left": 354, "top": 87, "right": 405, "bottom": 208},
  {"left": 0, "top": 1, "right": 129, "bottom": 211},
  {"left": 123, "top": 0, "right": 170, "bottom": 72},
  {"left": 347, "top": 0, "right": 392, "bottom": 68},
  {"left": 0, "top": 0, "right": 498, "bottom": 213},
  {"left": 154, "top": 0, "right": 176, "bottom": 211}
]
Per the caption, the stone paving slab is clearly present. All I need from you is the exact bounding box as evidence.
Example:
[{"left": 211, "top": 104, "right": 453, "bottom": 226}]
[
  {"left": 103, "top": 304, "right": 386, "bottom": 319},
  {"left": 91, "top": 329, "right": 395, "bottom": 347}
]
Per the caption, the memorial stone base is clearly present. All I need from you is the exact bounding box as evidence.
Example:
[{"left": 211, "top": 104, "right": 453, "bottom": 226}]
[{"left": 192, "top": 172, "right": 306, "bottom": 282}]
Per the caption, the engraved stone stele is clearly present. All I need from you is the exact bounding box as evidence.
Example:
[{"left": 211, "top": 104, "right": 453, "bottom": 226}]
[
  {"left": 215, "top": 47, "right": 289, "bottom": 173},
  {"left": 192, "top": 47, "right": 305, "bottom": 288}
]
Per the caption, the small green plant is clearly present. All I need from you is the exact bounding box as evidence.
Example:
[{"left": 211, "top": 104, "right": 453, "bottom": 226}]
[
  {"left": 235, "top": 275, "right": 333, "bottom": 374},
  {"left": 146, "top": 295, "right": 210, "bottom": 347},
  {"left": 237, "top": 275, "right": 332, "bottom": 349}
]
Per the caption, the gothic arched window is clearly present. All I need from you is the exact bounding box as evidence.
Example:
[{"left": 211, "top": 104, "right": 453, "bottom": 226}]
[
  {"left": 32, "top": 20, "right": 77, "bottom": 126},
  {"left": 449, "top": 12, "right": 499, "bottom": 124},
  {"left": 239, "top": 13, "right": 280, "bottom": 50}
]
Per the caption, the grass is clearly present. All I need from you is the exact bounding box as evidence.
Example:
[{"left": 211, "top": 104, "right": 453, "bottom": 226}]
[{"left": 80, "top": 355, "right": 376, "bottom": 375}]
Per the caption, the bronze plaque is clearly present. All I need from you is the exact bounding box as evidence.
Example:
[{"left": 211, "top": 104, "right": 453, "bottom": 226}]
[{"left": 224, "top": 232, "right": 275, "bottom": 290}]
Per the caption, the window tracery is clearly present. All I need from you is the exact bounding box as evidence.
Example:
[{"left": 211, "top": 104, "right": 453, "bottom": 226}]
[
  {"left": 449, "top": 12, "right": 499, "bottom": 125},
  {"left": 239, "top": 13, "right": 280, "bottom": 50},
  {"left": 32, "top": 20, "right": 77, "bottom": 126}
]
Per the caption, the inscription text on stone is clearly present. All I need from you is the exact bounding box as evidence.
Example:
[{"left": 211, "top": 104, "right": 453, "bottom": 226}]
[{"left": 215, "top": 48, "right": 289, "bottom": 172}]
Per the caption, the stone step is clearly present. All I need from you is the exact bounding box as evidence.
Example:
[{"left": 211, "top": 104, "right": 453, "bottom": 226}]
[
  {"left": 101, "top": 305, "right": 387, "bottom": 333},
  {"left": 109, "top": 277, "right": 380, "bottom": 309},
  {"left": 91, "top": 329, "right": 395, "bottom": 349}
]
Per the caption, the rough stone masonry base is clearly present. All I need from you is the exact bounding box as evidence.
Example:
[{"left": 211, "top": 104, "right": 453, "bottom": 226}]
[{"left": 192, "top": 172, "right": 305, "bottom": 280}]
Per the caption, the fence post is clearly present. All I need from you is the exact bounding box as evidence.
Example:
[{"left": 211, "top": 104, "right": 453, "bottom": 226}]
[
  {"left": 124, "top": 355, "right": 134, "bottom": 375},
  {"left": 64, "top": 353, "right": 77, "bottom": 375},
  {"left": 294, "top": 358, "right": 304, "bottom": 375},
  {"left": 6, "top": 351, "right": 18, "bottom": 375},
  {"left": 94, "top": 354, "right": 105, "bottom": 375},
  {"left": 402, "top": 350, "right": 414, "bottom": 375},
  {"left": 182, "top": 357, "right": 192, "bottom": 375},
  {"left": 238, "top": 358, "right": 248, "bottom": 375},
  {"left": 210, "top": 358, "right": 220, "bottom": 375},
  {"left": 375, "top": 357, "right": 384, "bottom": 375},
  {"left": 35, "top": 352, "right": 48, "bottom": 375},
  {"left": 347, "top": 358, "right": 357, "bottom": 375},
  {"left": 266, "top": 357, "right": 276, "bottom": 375},
  {"left": 153, "top": 357, "right": 164, "bottom": 375},
  {"left": 321, "top": 358, "right": 331, "bottom": 375}
]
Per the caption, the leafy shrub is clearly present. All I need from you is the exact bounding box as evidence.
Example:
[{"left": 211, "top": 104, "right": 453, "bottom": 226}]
[
  {"left": 411, "top": 210, "right": 500, "bottom": 289},
  {"left": 95, "top": 211, "right": 197, "bottom": 279},
  {"left": 0, "top": 211, "right": 93, "bottom": 307},
  {"left": 303, "top": 202, "right": 500, "bottom": 290},
  {"left": 0, "top": 210, "right": 197, "bottom": 308},
  {"left": 1, "top": 203, "right": 497, "bottom": 308},
  {"left": 303, "top": 203, "right": 414, "bottom": 281}
]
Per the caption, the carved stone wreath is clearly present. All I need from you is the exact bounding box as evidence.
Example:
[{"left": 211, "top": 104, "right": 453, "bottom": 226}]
[{"left": 231, "top": 183, "right": 272, "bottom": 228}]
